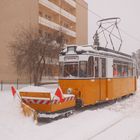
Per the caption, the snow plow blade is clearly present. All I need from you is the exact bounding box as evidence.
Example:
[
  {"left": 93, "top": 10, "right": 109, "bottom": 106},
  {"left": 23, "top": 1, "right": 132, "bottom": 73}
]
[{"left": 19, "top": 86, "right": 75, "bottom": 121}]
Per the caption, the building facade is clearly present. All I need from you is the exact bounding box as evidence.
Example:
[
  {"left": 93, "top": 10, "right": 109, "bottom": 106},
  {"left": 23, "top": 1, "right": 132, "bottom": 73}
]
[{"left": 0, "top": 0, "right": 88, "bottom": 82}]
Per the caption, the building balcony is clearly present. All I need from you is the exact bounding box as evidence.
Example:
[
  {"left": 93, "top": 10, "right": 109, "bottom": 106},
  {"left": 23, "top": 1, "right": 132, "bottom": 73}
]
[
  {"left": 39, "top": 16, "right": 76, "bottom": 38},
  {"left": 64, "top": 0, "right": 76, "bottom": 8},
  {"left": 39, "top": 0, "right": 76, "bottom": 23}
]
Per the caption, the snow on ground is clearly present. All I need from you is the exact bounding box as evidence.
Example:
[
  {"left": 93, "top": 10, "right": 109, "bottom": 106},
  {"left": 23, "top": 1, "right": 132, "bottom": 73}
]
[{"left": 0, "top": 80, "right": 140, "bottom": 140}]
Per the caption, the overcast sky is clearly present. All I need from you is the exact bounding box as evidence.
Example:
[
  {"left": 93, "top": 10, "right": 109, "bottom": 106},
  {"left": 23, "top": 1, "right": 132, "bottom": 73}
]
[{"left": 87, "top": 0, "right": 140, "bottom": 54}]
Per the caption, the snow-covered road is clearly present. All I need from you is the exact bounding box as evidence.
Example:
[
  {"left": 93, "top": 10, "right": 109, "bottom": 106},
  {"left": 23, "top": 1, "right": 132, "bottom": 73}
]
[
  {"left": 90, "top": 81, "right": 140, "bottom": 140},
  {"left": 0, "top": 80, "right": 140, "bottom": 140}
]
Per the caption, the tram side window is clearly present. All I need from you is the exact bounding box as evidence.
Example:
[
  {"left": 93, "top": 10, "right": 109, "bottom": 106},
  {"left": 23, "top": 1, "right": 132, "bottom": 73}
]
[
  {"left": 128, "top": 63, "right": 133, "bottom": 77},
  {"left": 79, "top": 61, "right": 87, "bottom": 77},
  {"left": 122, "top": 65, "right": 128, "bottom": 76},
  {"left": 113, "top": 60, "right": 130, "bottom": 77},
  {"left": 113, "top": 64, "right": 118, "bottom": 77},
  {"left": 95, "top": 57, "right": 99, "bottom": 77},
  {"left": 133, "top": 64, "right": 136, "bottom": 76},
  {"left": 88, "top": 56, "right": 94, "bottom": 77},
  {"left": 101, "top": 58, "right": 106, "bottom": 77},
  {"left": 59, "top": 62, "right": 63, "bottom": 77},
  {"left": 117, "top": 64, "right": 122, "bottom": 76}
]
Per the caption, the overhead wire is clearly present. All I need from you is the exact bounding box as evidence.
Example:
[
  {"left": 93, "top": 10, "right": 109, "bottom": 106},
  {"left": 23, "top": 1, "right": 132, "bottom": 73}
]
[
  {"left": 75, "top": 0, "right": 102, "bottom": 19},
  {"left": 75, "top": 0, "right": 140, "bottom": 44},
  {"left": 120, "top": 28, "right": 140, "bottom": 43}
]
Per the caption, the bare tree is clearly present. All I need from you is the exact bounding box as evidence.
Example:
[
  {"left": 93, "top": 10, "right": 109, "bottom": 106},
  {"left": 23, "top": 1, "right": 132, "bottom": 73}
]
[{"left": 9, "top": 28, "right": 65, "bottom": 85}]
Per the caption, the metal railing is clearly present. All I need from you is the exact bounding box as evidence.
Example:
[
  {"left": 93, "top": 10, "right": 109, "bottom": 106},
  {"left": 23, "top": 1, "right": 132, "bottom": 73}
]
[
  {"left": 39, "top": 0, "right": 76, "bottom": 22},
  {"left": 0, "top": 79, "right": 31, "bottom": 91},
  {"left": 39, "top": 16, "right": 76, "bottom": 37}
]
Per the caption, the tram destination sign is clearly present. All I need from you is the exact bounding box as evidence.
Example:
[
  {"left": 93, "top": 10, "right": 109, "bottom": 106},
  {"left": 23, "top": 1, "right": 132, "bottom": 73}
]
[{"left": 64, "top": 56, "right": 79, "bottom": 62}]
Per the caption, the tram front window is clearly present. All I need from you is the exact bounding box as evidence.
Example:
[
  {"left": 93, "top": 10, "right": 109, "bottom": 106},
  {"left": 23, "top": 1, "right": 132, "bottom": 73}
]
[
  {"left": 64, "top": 63, "right": 78, "bottom": 77},
  {"left": 79, "top": 61, "right": 87, "bottom": 77}
]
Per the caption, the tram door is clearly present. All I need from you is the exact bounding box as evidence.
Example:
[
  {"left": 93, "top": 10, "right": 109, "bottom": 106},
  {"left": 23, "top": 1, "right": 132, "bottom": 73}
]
[
  {"left": 99, "top": 58, "right": 107, "bottom": 101},
  {"left": 94, "top": 57, "right": 100, "bottom": 102}
]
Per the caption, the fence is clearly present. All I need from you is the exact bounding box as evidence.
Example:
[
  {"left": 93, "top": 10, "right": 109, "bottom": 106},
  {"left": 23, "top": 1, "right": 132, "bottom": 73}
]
[
  {"left": 0, "top": 77, "right": 58, "bottom": 91},
  {"left": 0, "top": 79, "right": 32, "bottom": 91}
]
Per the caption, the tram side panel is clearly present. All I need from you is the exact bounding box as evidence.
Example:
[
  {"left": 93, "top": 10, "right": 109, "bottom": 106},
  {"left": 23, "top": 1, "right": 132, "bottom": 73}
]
[
  {"left": 106, "top": 57, "right": 137, "bottom": 100},
  {"left": 107, "top": 77, "right": 136, "bottom": 100},
  {"left": 59, "top": 77, "right": 136, "bottom": 107},
  {"left": 107, "top": 78, "right": 127, "bottom": 100},
  {"left": 59, "top": 79, "right": 101, "bottom": 106},
  {"left": 83, "top": 79, "right": 100, "bottom": 105},
  {"left": 127, "top": 77, "right": 137, "bottom": 93},
  {"left": 99, "top": 78, "right": 107, "bottom": 101}
]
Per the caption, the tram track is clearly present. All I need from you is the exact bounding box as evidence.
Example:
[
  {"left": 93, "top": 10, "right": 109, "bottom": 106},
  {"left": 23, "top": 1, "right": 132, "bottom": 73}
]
[
  {"left": 131, "top": 132, "right": 140, "bottom": 140},
  {"left": 87, "top": 114, "right": 129, "bottom": 140},
  {"left": 37, "top": 92, "right": 140, "bottom": 140},
  {"left": 86, "top": 97, "right": 140, "bottom": 140},
  {"left": 132, "top": 134, "right": 140, "bottom": 140},
  {"left": 86, "top": 93, "right": 140, "bottom": 140}
]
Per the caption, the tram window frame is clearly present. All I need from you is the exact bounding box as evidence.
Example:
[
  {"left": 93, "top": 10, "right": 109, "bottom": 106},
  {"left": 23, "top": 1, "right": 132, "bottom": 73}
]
[
  {"left": 133, "top": 63, "right": 137, "bottom": 77},
  {"left": 128, "top": 63, "right": 133, "bottom": 77},
  {"left": 79, "top": 61, "right": 87, "bottom": 77},
  {"left": 59, "top": 62, "right": 64, "bottom": 77},
  {"left": 113, "top": 63, "right": 118, "bottom": 77},
  {"left": 87, "top": 56, "right": 94, "bottom": 77},
  {"left": 122, "top": 64, "right": 128, "bottom": 77},
  {"left": 117, "top": 64, "right": 122, "bottom": 76},
  {"left": 95, "top": 57, "right": 99, "bottom": 77},
  {"left": 64, "top": 62, "right": 78, "bottom": 77},
  {"left": 113, "top": 60, "right": 133, "bottom": 78},
  {"left": 101, "top": 58, "right": 106, "bottom": 77}
]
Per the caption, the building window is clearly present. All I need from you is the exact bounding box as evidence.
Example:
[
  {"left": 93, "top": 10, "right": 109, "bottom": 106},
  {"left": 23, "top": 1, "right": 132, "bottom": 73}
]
[
  {"left": 63, "top": 22, "right": 69, "bottom": 28},
  {"left": 39, "top": 11, "right": 42, "bottom": 16},
  {"left": 39, "top": 30, "right": 42, "bottom": 36},
  {"left": 45, "top": 14, "right": 52, "bottom": 20},
  {"left": 44, "top": 32, "right": 52, "bottom": 38}
]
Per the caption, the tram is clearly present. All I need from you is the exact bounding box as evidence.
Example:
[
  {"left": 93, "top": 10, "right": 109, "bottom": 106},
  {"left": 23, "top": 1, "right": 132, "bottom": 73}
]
[
  {"left": 19, "top": 17, "right": 138, "bottom": 121},
  {"left": 59, "top": 45, "right": 137, "bottom": 107}
]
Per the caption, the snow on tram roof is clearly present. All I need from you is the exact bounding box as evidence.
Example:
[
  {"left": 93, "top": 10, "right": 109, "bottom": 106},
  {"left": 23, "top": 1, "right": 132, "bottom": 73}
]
[
  {"left": 76, "top": 45, "right": 96, "bottom": 52},
  {"left": 61, "top": 45, "right": 132, "bottom": 61},
  {"left": 61, "top": 45, "right": 97, "bottom": 54}
]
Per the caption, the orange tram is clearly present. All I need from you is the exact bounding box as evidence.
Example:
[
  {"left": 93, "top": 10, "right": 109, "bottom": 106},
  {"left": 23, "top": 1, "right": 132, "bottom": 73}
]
[
  {"left": 19, "top": 45, "right": 137, "bottom": 120},
  {"left": 59, "top": 45, "right": 137, "bottom": 108}
]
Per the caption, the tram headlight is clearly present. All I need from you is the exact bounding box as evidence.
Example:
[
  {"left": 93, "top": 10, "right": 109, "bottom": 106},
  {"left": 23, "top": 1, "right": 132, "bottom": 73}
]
[{"left": 67, "top": 88, "right": 73, "bottom": 94}]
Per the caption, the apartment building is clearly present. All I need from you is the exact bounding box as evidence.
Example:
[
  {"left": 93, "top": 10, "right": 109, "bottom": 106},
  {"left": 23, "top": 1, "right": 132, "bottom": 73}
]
[{"left": 0, "top": 0, "right": 88, "bottom": 82}]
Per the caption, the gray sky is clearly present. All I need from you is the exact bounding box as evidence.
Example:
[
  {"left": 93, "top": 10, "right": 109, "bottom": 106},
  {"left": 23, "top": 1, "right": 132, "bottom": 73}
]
[{"left": 87, "top": 0, "right": 140, "bottom": 54}]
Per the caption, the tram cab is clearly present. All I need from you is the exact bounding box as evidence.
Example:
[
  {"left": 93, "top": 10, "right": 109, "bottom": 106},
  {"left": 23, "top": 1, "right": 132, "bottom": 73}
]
[{"left": 59, "top": 45, "right": 137, "bottom": 107}]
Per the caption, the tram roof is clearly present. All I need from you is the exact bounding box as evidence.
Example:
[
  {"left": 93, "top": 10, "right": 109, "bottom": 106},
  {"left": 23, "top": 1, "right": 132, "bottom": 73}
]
[{"left": 60, "top": 45, "right": 132, "bottom": 59}]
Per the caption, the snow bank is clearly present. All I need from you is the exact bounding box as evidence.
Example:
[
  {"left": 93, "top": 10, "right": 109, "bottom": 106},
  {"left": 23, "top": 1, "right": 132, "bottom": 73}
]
[
  {"left": 19, "top": 86, "right": 56, "bottom": 94},
  {"left": 0, "top": 90, "right": 122, "bottom": 140},
  {"left": 19, "top": 85, "right": 74, "bottom": 100},
  {"left": 1, "top": 79, "right": 140, "bottom": 140}
]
